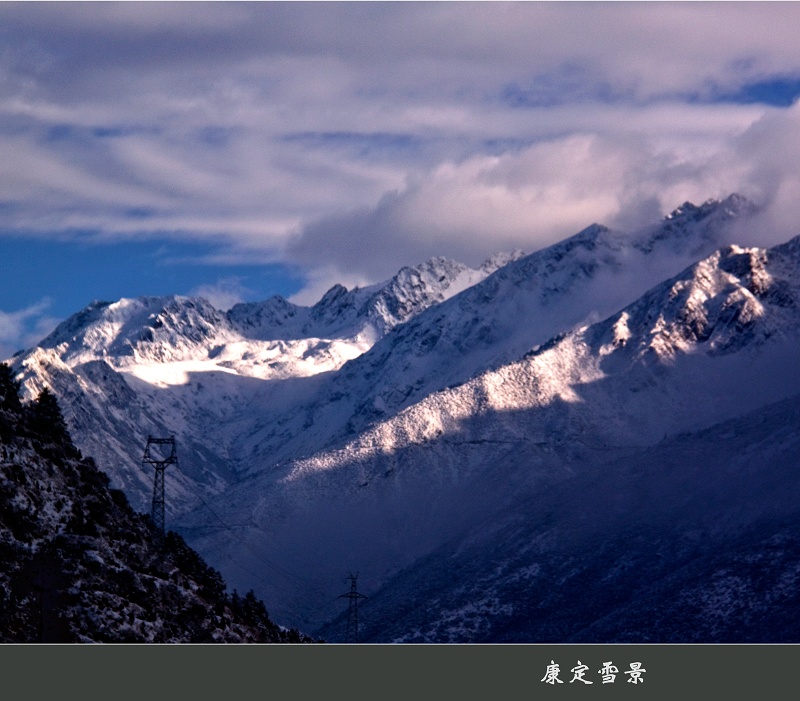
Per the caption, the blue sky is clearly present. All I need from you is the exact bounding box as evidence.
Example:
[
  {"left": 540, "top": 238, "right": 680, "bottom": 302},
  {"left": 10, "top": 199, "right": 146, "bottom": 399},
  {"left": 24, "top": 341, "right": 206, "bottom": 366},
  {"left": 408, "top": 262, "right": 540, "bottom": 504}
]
[{"left": 3, "top": 2, "right": 800, "bottom": 358}]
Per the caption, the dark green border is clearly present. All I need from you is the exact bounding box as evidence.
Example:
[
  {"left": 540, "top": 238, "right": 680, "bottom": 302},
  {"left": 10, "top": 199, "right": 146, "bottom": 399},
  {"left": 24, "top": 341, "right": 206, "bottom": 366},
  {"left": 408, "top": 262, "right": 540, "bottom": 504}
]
[{"left": 3, "top": 643, "right": 797, "bottom": 699}]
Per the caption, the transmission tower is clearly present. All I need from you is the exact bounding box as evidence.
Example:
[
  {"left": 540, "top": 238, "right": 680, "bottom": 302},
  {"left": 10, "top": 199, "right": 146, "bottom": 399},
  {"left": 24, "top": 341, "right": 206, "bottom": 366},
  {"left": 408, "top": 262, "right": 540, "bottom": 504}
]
[
  {"left": 142, "top": 436, "right": 177, "bottom": 536},
  {"left": 338, "top": 573, "right": 367, "bottom": 643}
]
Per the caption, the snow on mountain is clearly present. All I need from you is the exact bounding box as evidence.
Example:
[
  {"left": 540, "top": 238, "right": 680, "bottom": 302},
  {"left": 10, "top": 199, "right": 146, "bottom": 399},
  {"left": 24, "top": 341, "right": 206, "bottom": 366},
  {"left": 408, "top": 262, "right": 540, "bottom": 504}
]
[
  {"left": 336, "top": 389, "right": 800, "bottom": 642},
  {"left": 7, "top": 254, "right": 510, "bottom": 514},
  {"left": 634, "top": 192, "right": 755, "bottom": 255},
  {"left": 336, "top": 232, "right": 800, "bottom": 491},
  {"left": 9, "top": 192, "right": 790, "bottom": 639},
  {"left": 254, "top": 194, "right": 760, "bottom": 458},
  {"left": 177, "top": 227, "right": 800, "bottom": 634},
  {"left": 34, "top": 253, "right": 508, "bottom": 374},
  {"left": 166, "top": 199, "right": 744, "bottom": 493},
  {"left": 38, "top": 296, "right": 235, "bottom": 367},
  {"left": 227, "top": 254, "right": 517, "bottom": 342}
]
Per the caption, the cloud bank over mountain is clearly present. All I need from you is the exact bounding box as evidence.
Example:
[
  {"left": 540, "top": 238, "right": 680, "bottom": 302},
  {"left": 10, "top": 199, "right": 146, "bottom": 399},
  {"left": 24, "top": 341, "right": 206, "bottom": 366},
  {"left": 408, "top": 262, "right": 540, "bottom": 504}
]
[{"left": 3, "top": 4, "right": 800, "bottom": 309}]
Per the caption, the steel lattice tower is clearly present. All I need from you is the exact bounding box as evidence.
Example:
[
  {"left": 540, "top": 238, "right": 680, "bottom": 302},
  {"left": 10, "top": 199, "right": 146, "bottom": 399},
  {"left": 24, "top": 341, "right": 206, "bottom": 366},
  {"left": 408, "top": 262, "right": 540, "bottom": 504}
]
[
  {"left": 142, "top": 436, "right": 177, "bottom": 536},
  {"left": 338, "top": 573, "right": 367, "bottom": 643}
]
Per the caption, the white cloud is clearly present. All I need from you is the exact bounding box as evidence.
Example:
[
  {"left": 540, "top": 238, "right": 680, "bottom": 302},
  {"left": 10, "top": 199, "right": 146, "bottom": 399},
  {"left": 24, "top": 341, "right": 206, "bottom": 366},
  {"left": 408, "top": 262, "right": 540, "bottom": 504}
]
[
  {"left": 2, "top": 3, "right": 800, "bottom": 304},
  {"left": 188, "top": 277, "right": 251, "bottom": 312},
  {"left": 0, "top": 299, "right": 59, "bottom": 361},
  {"left": 287, "top": 100, "right": 798, "bottom": 283}
]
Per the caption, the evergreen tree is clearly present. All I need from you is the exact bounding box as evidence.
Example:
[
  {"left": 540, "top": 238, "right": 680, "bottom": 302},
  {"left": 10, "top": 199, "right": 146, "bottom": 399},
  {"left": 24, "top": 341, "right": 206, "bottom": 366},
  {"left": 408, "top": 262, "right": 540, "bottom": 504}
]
[
  {"left": 25, "top": 387, "right": 79, "bottom": 459},
  {"left": 0, "top": 363, "right": 22, "bottom": 415},
  {"left": 0, "top": 363, "right": 22, "bottom": 442}
]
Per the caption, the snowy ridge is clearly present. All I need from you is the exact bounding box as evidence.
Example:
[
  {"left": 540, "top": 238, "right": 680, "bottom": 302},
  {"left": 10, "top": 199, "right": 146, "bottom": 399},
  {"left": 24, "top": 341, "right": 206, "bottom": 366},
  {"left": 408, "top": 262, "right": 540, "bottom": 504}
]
[
  {"left": 266, "top": 232, "right": 800, "bottom": 494},
  {"left": 8, "top": 252, "right": 513, "bottom": 514},
  {"left": 589, "top": 242, "right": 799, "bottom": 362},
  {"left": 34, "top": 253, "right": 512, "bottom": 380},
  {"left": 196, "top": 201, "right": 734, "bottom": 485},
  {"left": 634, "top": 193, "right": 757, "bottom": 255},
  {"left": 178, "top": 224, "right": 800, "bottom": 632},
  {"left": 227, "top": 253, "right": 515, "bottom": 342},
  {"left": 40, "top": 296, "right": 236, "bottom": 366},
  {"left": 11, "top": 192, "right": 799, "bottom": 640},
  {"left": 291, "top": 194, "right": 760, "bottom": 447}
]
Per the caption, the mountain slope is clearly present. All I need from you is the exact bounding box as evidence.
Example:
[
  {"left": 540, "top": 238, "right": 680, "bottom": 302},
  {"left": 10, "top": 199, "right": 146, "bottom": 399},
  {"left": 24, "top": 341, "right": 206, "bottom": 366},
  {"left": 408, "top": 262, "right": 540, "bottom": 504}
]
[
  {"left": 331, "top": 195, "right": 757, "bottom": 423},
  {"left": 8, "top": 197, "right": 754, "bottom": 510},
  {"left": 0, "top": 366, "right": 312, "bottom": 642},
  {"left": 9, "top": 192, "right": 792, "bottom": 641},
  {"left": 193, "top": 194, "right": 761, "bottom": 489},
  {"left": 9, "top": 254, "right": 511, "bottom": 515},
  {"left": 178, "top": 231, "right": 800, "bottom": 633},
  {"left": 335, "top": 389, "right": 800, "bottom": 642}
]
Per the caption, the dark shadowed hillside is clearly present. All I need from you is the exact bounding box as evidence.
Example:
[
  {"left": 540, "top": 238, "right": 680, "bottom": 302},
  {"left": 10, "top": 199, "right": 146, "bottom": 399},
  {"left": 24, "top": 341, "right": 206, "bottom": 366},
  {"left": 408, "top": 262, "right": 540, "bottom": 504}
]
[{"left": 0, "top": 363, "right": 314, "bottom": 643}]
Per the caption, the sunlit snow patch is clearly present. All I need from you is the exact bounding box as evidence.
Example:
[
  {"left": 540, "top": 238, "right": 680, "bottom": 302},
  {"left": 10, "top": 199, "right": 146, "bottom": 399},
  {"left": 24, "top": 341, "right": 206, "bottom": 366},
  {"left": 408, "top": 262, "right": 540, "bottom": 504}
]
[{"left": 124, "top": 360, "right": 239, "bottom": 387}]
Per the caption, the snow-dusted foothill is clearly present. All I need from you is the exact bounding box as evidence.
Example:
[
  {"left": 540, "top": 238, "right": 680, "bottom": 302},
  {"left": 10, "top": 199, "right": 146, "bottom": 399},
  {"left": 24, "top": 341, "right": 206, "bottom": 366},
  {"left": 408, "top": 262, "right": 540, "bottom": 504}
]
[{"left": 0, "top": 366, "right": 312, "bottom": 643}]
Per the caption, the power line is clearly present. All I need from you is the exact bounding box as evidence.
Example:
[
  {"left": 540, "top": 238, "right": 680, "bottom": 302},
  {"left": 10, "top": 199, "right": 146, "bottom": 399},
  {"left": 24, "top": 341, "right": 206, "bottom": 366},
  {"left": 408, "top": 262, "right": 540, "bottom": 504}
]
[{"left": 168, "top": 453, "right": 329, "bottom": 599}]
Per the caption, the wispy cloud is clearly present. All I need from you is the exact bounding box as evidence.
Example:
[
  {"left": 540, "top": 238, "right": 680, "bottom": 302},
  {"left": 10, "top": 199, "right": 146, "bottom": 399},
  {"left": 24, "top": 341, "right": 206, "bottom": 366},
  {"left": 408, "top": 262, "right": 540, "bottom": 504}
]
[
  {"left": 0, "top": 299, "right": 60, "bottom": 360},
  {"left": 2, "top": 3, "right": 800, "bottom": 303},
  {"left": 188, "top": 277, "right": 251, "bottom": 312}
]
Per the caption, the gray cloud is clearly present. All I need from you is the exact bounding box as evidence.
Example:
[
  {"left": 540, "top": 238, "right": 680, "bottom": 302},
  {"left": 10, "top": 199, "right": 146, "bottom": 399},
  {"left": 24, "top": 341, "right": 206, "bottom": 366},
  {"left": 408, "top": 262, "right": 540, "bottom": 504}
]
[
  {"left": 287, "top": 103, "right": 795, "bottom": 284},
  {"left": 2, "top": 3, "right": 800, "bottom": 303}
]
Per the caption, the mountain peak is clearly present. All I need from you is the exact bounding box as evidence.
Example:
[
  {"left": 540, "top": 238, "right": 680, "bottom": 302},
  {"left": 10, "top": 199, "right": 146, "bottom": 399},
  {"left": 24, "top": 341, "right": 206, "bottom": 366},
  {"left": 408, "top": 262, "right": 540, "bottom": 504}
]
[
  {"left": 479, "top": 249, "right": 526, "bottom": 274},
  {"left": 635, "top": 193, "right": 756, "bottom": 256},
  {"left": 663, "top": 193, "right": 754, "bottom": 223},
  {"left": 34, "top": 294, "right": 233, "bottom": 366},
  {"left": 664, "top": 199, "right": 706, "bottom": 220},
  {"left": 315, "top": 284, "right": 349, "bottom": 307},
  {"left": 592, "top": 235, "right": 799, "bottom": 365}
]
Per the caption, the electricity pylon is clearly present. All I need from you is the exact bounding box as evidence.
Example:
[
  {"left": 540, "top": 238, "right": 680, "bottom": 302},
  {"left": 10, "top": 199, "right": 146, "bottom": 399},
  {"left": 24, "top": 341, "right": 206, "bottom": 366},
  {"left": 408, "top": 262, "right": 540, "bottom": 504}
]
[
  {"left": 338, "top": 573, "right": 367, "bottom": 643},
  {"left": 142, "top": 436, "right": 177, "bottom": 536}
]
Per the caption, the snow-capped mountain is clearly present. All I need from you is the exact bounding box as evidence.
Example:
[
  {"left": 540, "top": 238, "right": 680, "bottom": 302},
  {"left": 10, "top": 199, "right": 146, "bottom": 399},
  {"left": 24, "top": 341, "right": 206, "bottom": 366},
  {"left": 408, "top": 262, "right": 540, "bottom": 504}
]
[
  {"left": 10, "top": 254, "right": 513, "bottom": 514},
  {"left": 359, "top": 197, "right": 754, "bottom": 404},
  {"left": 229, "top": 254, "right": 516, "bottom": 342},
  {"left": 10, "top": 192, "right": 799, "bottom": 641},
  {"left": 179, "top": 228, "right": 800, "bottom": 634},
  {"left": 227, "top": 193, "right": 758, "bottom": 471},
  {"left": 37, "top": 253, "right": 510, "bottom": 373},
  {"left": 10, "top": 197, "right": 749, "bottom": 515}
]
